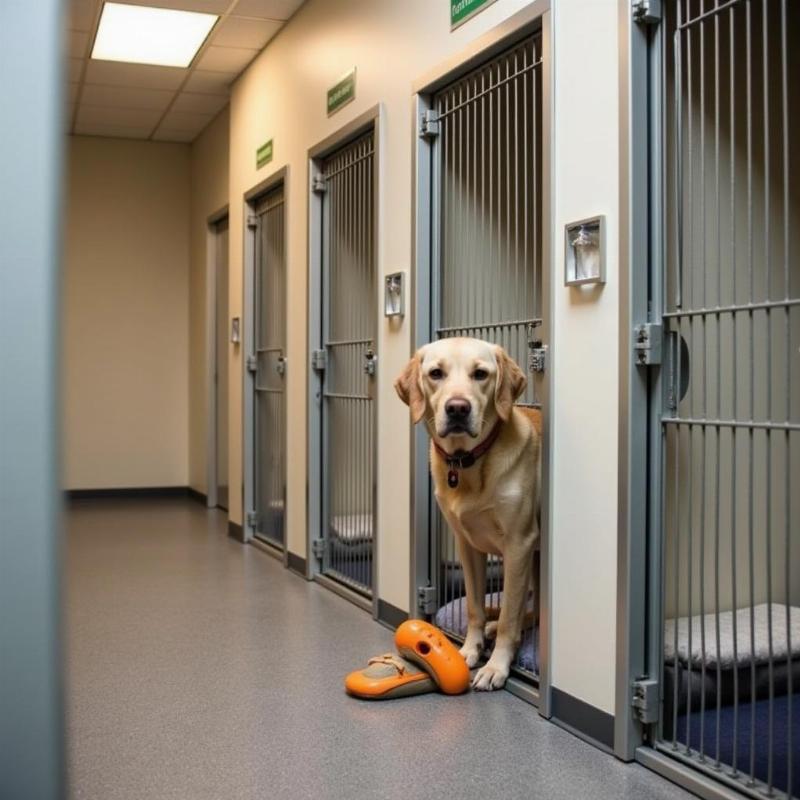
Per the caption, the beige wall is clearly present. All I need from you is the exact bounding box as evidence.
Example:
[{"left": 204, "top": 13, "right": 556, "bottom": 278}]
[
  {"left": 189, "top": 109, "right": 230, "bottom": 495},
  {"left": 63, "top": 136, "right": 190, "bottom": 489},
  {"left": 227, "top": 0, "right": 533, "bottom": 615}
]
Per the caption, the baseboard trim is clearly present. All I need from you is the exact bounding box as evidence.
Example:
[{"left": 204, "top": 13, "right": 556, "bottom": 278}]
[
  {"left": 187, "top": 487, "right": 207, "bottom": 505},
  {"left": 550, "top": 687, "right": 615, "bottom": 753},
  {"left": 377, "top": 599, "right": 408, "bottom": 630},
  {"left": 287, "top": 551, "right": 307, "bottom": 578},
  {"left": 227, "top": 521, "right": 244, "bottom": 542},
  {"left": 66, "top": 486, "right": 196, "bottom": 501}
]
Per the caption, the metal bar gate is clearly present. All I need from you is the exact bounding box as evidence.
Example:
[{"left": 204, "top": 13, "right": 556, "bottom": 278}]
[
  {"left": 425, "top": 33, "right": 544, "bottom": 682},
  {"left": 314, "top": 129, "right": 377, "bottom": 598},
  {"left": 651, "top": 2, "right": 798, "bottom": 797},
  {"left": 252, "top": 186, "right": 287, "bottom": 549}
]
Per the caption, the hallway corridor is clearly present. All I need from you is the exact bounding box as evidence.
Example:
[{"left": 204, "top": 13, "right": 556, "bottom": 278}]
[{"left": 65, "top": 499, "right": 689, "bottom": 800}]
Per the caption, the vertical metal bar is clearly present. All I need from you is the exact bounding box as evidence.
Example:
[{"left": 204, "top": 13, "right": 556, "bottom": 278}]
[
  {"left": 762, "top": 3, "right": 775, "bottom": 789},
  {"left": 675, "top": 1, "right": 684, "bottom": 310},
  {"left": 780, "top": 3, "right": 792, "bottom": 794}
]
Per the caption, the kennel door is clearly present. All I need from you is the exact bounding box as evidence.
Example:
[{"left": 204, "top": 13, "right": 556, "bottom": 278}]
[
  {"left": 429, "top": 33, "right": 544, "bottom": 681},
  {"left": 653, "top": 3, "right": 798, "bottom": 798},
  {"left": 317, "top": 130, "right": 377, "bottom": 597},
  {"left": 252, "top": 186, "right": 287, "bottom": 549}
]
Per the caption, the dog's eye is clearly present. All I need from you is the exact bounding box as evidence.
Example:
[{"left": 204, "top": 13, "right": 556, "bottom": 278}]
[
  {"left": 429, "top": 368, "right": 444, "bottom": 380},
  {"left": 473, "top": 369, "right": 489, "bottom": 381}
]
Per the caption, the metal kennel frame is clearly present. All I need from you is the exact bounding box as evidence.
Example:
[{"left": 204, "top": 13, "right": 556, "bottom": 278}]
[
  {"left": 411, "top": 3, "right": 553, "bottom": 711},
  {"left": 308, "top": 108, "right": 380, "bottom": 615},
  {"left": 243, "top": 168, "right": 289, "bottom": 563},
  {"left": 623, "top": 2, "right": 798, "bottom": 797}
]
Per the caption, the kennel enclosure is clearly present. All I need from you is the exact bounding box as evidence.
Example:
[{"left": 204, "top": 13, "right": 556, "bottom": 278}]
[{"left": 636, "top": 2, "right": 799, "bottom": 797}]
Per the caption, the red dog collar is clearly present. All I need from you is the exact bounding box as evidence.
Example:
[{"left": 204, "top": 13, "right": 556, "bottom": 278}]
[{"left": 433, "top": 420, "right": 503, "bottom": 488}]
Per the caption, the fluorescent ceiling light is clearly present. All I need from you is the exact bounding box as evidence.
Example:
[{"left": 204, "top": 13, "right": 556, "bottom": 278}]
[{"left": 91, "top": 3, "right": 218, "bottom": 68}]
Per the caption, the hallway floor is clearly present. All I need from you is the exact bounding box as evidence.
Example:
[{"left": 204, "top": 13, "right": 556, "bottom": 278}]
[{"left": 65, "top": 498, "right": 692, "bottom": 800}]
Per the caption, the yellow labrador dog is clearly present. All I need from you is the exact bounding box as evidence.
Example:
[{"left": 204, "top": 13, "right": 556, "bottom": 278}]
[{"left": 395, "top": 337, "right": 541, "bottom": 690}]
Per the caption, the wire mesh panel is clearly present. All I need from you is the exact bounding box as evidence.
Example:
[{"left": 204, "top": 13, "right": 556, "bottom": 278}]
[
  {"left": 253, "top": 186, "right": 287, "bottom": 549},
  {"left": 319, "top": 130, "right": 376, "bottom": 596},
  {"left": 429, "top": 34, "right": 543, "bottom": 681},
  {"left": 655, "top": 3, "right": 799, "bottom": 797}
]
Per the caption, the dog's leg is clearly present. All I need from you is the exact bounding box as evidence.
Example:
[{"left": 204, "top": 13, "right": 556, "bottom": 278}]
[
  {"left": 454, "top": 536, "right": 486, "bottom": 669},
  {"left": 473, "top": 534, "right": 536, "bottom": 691}
]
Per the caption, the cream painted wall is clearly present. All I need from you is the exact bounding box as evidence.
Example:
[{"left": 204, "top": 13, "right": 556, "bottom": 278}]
[
  {"left": 549, "top": 0, "right": 620, "bottom": 714},
  {"left": 189, "top": 109, "right": 230, "bottom": 495},
  {"left": 63, "top": 136, "right": 190, "bottom": 489},
  {"left": 227, "top": 0, "right": 533, "bottom": 612}
]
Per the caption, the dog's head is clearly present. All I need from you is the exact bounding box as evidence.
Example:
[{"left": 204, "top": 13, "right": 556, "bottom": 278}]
[{"left": 394, "top": 337, "right": 527, "bottom": 442}]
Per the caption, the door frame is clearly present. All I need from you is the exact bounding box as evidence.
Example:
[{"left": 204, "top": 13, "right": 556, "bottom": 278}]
[
  {"left": 410, "top": 1, "right": 554, "bottom": 713},
  {"left": 242, "top": 166, "right": 289, "bottom": 562},
  {"left": 206, "top": 204, "right": 229, "bottom": 511},
  {"left": 307, "top": 104, "right": 383, "bottom": 618}
]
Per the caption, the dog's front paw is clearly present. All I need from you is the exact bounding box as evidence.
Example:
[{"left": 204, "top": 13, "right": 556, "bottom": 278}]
[
  {"left": 471, "top": 658, "right": 510, "bottom": 691},
  {"left": 458, "top": 643, "right": 482, "bottom": 668}
]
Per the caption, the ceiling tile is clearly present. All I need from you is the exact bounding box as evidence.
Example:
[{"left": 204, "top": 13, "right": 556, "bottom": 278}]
[
  {"left": 120, "top": 0, "right": 230, "bottom": 13},
  {"left": 183, "top": 69, "right": 234, "bottom": 95},
  {"left": 69, "top": 83, "right": 81, "bottom": 104},
  {"left": 77, "top": 104, "right": 163, "bottom": 128},
  {"left": 81, "top": 84, "right": 176, "bottom": 111},
  {"left": 171, "top": 92, "right": 228, "bottom": 115},
  {"left": 158, "top": 110, "right": 213, "bottom": 132},
  {"left": 231, "top": 0, "right": 305, "bottom": 21},
  {"left": 152, "top": 128, "right": 198, "bottom": 143},
  {"left": 69, "top": 0, "right": 98, "bottom": 32},
  {"left": 85, "top": 60, "right": 186, "bottom": 90},
  {"left": 73, "top": 122, "right": 153, "bottom": 139},
  {"left": 210, "top": 16, "right": 282, "bottom": 50},
  {"left": 68, "top": 30, "right": 89, "bottom": 59},
  {"left": 69, "top": 57, "right": 84, "bottom": 83},
  {"left": 196, "top": 45, "right": 259, "bottom": 73}
]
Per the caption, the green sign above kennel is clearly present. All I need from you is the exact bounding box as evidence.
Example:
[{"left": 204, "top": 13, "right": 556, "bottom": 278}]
[
  {"left": 450, "top": 0, "right": 497, "bottom": 29},
  {"left": 256, "top": 139, "right": 273, "bottom": 170},
  {"left": 327, "top": 68, "right": 356, "bottom": 116}
]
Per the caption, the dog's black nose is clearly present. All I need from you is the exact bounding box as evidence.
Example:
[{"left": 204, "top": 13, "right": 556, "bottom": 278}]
[{"left": 445, "top": 398, "right": 471, "bottom": 419}]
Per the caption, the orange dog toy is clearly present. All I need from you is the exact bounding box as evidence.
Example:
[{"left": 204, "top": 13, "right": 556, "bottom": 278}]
[{"left": 344, "top": 620, "right": 470, "bottom": 699}]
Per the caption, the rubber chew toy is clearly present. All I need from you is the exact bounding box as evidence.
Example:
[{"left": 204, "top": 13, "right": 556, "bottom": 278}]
[{"left": 394, "top": 619, "right": 470, "bottom": 695}]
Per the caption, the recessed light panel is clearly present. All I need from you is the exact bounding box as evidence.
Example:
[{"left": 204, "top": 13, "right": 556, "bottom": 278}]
[{"left": 91, "top": 3, "right": 218, "bottom": 68}]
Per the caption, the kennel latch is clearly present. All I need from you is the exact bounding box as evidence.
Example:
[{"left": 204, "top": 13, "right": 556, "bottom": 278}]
[
  {"left": 632, "top": 0, "right": 661, "bottom": 24},
  {"left": 419, "top": 109, "right": 440, "bottom": 139},
  {"left": 312, "top": 173, "right": 327, "bottom": 193},
  {"left": 246, "top": 510, "right": 259, "bottom": 528},
  {"left": 246, "top": 214, "right": 258, "bottom": 230},
  {"left": 527, "top": 342, "right": 547, "bottom": 374},
  {"left": 246, "top": 354, "right": 258, "bottom": 373},
  {"left": 633, "top": 322, "right": 662, "bottom": 367},
  {"left": 311, "top": 349, "right": 327, "bottom": 371},
  {"left": 417, "top": 586, "right": 437, "bottom": 615},
  {"left": 631, "top": 678, "right": 659, "bottom": 724},
  {"left": 312, "top": 538, "right": 326, "bottom": 559}
]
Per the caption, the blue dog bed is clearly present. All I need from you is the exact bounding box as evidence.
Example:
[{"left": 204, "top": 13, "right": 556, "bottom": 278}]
[
  {"left": 676, "top": 694, "right": 799, "bottom": 795},
  {"left": 435, "top": 593, "right": 540, "bottom": 676}
]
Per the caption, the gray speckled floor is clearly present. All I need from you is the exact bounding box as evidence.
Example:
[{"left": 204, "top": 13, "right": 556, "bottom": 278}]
[{"left": 65, "top": 498, "right": 693, "bottom": 800}]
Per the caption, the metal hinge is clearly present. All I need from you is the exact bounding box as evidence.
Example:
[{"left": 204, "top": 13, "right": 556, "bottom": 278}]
[
  {"left": 276, "top": 356, "right": 287, "bottom": 376},
  {"left": 634, "top": 322, "right": 662, "bottom": 366},
  {"left": 417, "top": 586, "right": 437, "bottom": 615},
  {"left": 312, "top": 173, "right": 327, "bottom": 193},
  {"left": 312, "top": 538, "right": 326, "bottom": 559},
  {"left": 246, "top": 354, "right": 258, "bottom": 373},
  {"left": 311, "top": 349, "right": 327, "bottom": 370},
  {"left": 419, "top": 109, "right": 440, "bottom": 139},
  {"left": 632, "top": 678, "right": 659, "bottom": 724},
  {"left": 632, "top": 0, "right": 661, "bottom": 24},
  {"left": 246, "top": 509, "right": 259, "bottom": 528},
  {"left": 246, "top": 214, "right": 258, "bottom": 229},
  {"left": 528, "top": 342, "right": 547, "bottom": 373}
]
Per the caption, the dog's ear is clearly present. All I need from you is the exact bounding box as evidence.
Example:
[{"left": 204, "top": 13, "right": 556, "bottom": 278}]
[
  {"left": 394, "top": 351, "right": 426, "bottom": 424},
  {"left": 494, "top": 346, "right": 527, "bottom": 422}
]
